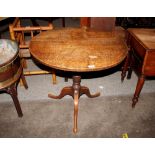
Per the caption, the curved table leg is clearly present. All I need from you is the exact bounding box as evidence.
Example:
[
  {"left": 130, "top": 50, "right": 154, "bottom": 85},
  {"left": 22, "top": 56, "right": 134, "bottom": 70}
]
[
  {"left": 48, "top": 86, "right": 73, "bottom": 99},
  {"left": 80, "top": 86, "right": 100, "bottom": 98},
  {"left": 48, "top": 75, "right": 100, "bottom": 133}
]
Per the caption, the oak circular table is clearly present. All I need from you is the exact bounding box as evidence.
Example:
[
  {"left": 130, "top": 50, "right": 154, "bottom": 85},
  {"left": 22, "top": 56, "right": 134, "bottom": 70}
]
[{"left": 29, "top": 27, "right": 128, "bottom": 133}]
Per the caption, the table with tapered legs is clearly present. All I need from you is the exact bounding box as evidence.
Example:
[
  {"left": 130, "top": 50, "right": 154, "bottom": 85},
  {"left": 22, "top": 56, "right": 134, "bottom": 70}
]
[
  {"left": 121, "top": 28, "right": 155, "bottom": 108},
  {"left": 29, "top": 27, "right": 127, "bottom": 133}
]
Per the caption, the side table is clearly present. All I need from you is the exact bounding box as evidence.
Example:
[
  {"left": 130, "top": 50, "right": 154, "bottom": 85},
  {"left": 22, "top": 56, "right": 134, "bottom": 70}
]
[
  {"left": 122, "top": 28, "right": 155, "bottom": 107},
  {"left": 30, "top": 27, "right": 128, "bottom": 133}
]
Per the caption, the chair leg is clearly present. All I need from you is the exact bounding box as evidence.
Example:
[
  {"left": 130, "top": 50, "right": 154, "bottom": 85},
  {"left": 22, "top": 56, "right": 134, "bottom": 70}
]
[
  {"left": 6, "top": 83, "right": 23, "bottom": 117},
  {"left": 62, "top": 17, "right": 65, "bottom": 27},
  {"left": 19, "top": 72, "right": 28, "bottom": 88},
  {"left": 52, "top": 70, "right": 57, "bottom": 84},
  {"left": 21, "top": 58, "right": 27, "bottom": 69},
  {"left": 19, "top": 51, "right": 27, "bottom": 69},
  {"left": 19, "top": 78, "right": 24, "bottom": 87},
  {"left": 21, "top": 73, "right": 28, "bottom": 89}
]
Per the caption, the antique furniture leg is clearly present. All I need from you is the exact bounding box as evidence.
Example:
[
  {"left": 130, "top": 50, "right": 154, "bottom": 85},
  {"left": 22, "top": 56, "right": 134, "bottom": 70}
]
[
  {"left": 21, "top": 58, "right": 28, "bottom": 69},
  {"left": 51, "top": 70, "right": 57, "bottom": 84},
  {"left": 121, "top": 53, "right": 130, "bottom": 82},
  {"left": 21, "top": 73, "right": 28, "bottom": 89},
  {"left": 48, "top": 75, "right": 100, "bottom": 133},
  {"left": 62, "top": 17, "right": 65, "bottom": 27},
  {"left": 5, "top": 83, "right": 23, "bottom": 117},
  {"left": 121, "top": 49, "right": 134, "bottom": 81},
  {"left": 132, "top": 74, "right": 145, "bottom": 108},
  {"left": 20, "top": 71, "right": 29, "bottom": 88},
  {"left": 73, "top": 87, "right": 79, "bottom": 133},
  {"left": 127, "top": 62, "right": 133, "bottom": 79},
  {"left": 127, "top": 50, "right": 133, "bottom": 79},
  {"left": 65, "top": 77, "right": 68, "bottom": 82},
  {"left": 72, "top": 76, "right": 80, "bottom": 133},
  {"left": 80, "top": 86, "right": 100, "bottom": 98}
]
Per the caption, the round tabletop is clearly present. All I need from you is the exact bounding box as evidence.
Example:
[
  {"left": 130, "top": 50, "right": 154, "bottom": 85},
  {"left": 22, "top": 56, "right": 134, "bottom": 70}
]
[{"left": 29, "top": 28, "right": 128, "bottom": 72}]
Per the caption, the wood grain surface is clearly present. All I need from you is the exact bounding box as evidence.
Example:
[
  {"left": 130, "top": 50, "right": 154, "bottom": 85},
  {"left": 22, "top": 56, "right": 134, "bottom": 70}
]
[
  {"left": 29, "top": 27, "right": 128, "bottom": 72},
  {"left": 128, "top": 28, "right": 155, "bottom": 49}
]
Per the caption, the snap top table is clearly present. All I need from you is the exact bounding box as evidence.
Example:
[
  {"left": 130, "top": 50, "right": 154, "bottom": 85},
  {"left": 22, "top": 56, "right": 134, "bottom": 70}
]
[{"left": 29, "top": 27, "right": 128, "bottom": 133}]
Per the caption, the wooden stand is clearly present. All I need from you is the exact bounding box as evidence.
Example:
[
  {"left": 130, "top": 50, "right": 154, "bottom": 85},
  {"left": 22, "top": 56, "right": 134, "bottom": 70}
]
[
  {"left": 0, "top": 72, "right": 28, "bottom": 117},
  {"left": 29, "top": 27, "right": 127, "bottom": 133},
  {"left": 48, "top": 75, "right": 100, "bottom": 133},
  {"left": 122, "top": 28, "right": 155, "bottom": 107}
]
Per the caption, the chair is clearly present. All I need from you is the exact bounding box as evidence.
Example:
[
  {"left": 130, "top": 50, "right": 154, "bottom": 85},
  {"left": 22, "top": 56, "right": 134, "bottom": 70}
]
[
  {"left": 80, "top": 17, "right": 126, "bottom": 39},
  {"left": 80, "top": 17, "right": 115, "bottom": 31},
  {"left": 9, "top": 17, "right": 65, "bottom": 84}
]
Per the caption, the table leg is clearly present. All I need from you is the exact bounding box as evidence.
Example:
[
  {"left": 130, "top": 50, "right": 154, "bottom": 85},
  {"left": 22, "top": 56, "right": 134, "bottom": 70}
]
[
  {"left": 80, "top": 86, "right": 100, "bottom": 98},
  {"left": 5, "top": 83, "right": 23, "bottom": 117},
  {"left": 73, "top": 90, "right": 79, "bottom": 133},
  {"left": 72, "top": 76, "right": 80, "bottom": 133},
  {"left": 127, "top": 51, "right": 133, "bottom": 79},
  {"left": 48, "top": 75, "right": 100, "bottom": 133},
  {"left": 132, "top": 74, "right": 145, "bottom": 108},
  {"left": 48, "top": 86, "right": 74, "bottom": 99},
  {"left": 121, "top": 53, "right": 130, "bottom": 82}
]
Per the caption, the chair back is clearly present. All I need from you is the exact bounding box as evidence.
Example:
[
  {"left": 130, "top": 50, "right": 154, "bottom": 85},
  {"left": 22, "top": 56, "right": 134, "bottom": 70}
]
[
  {"left": 80, "top": 17, "right": 116, "bottom": 31},
  {"left": 9, "top": 17, "right": 53, "bottom": 57}
]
